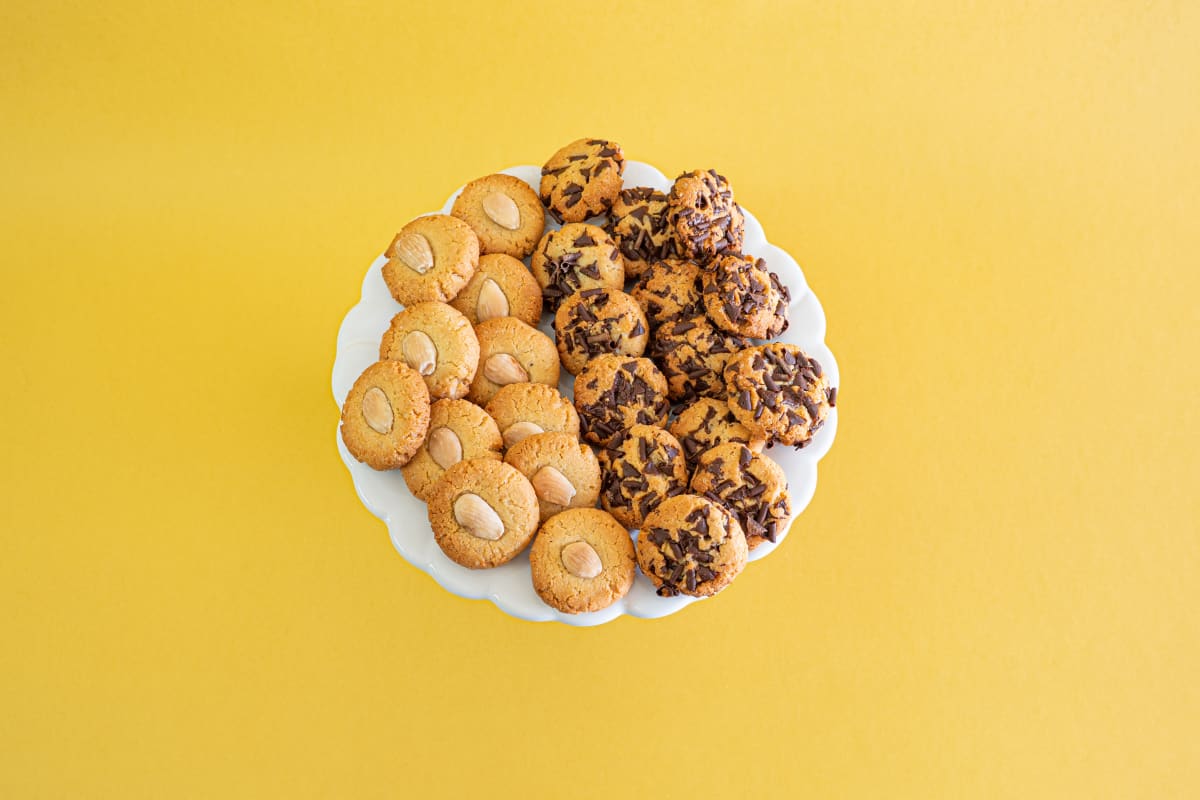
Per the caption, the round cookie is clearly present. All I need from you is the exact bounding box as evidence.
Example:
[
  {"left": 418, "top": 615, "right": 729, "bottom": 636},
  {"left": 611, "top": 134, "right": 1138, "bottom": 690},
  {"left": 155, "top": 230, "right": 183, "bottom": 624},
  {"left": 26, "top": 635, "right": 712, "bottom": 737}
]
[
  {"left": 381, "top": 214, "right": 479, "bottom": 306},
  {"left": 427, "top": 458, "right": 539, "bottom": 569},
  {"left": 690, "top": 442, "right": 791, "bottom": 550},
  {"left": 450, "top": 173, "right": 545, "bottom": 259},
  {"left": 530, "top": 223, "right": 625, "bottom": 311},
  {"left": 606, "top": 187, "right": 680, "bottom": 278},
  {"left": 636, "top": 494, "right": 748, "bottom": 597},
  {"left": 667, "top": 170, "right": 745, "bottom": 262},
  {"left": 539, "top": 137, "right": 625, "bottom": 223},
  {"left": 467, "top": 317, "right": 560, "bottom": 406},
  {"left": 448, "top": 253, "right": 543, "bottom": 327},
  {"left": 701, "top": 253, "right": 790, "bottom": 339},
  {"left": 724, "top": 343, "right": 835, "bottom": 447},
  {"left": 553, "top": 288, "right": 649, "bottom": 375},
  {"left": 573, "top": 354, "right": 670, "bottom": 446},
  {"left": 598, "top": 425, "right": 689, "bottom": 529},
  {"left": 484, "top": 382, "right": 581, "bottom": 449},
  {"left": 378, "top": 302, "right": 479, "bottom": 400},
  {"left": 630, "top": 258, "right": 704, "bottom": 330},
  {"left": 651, "top": 315, "right": 751, "bottom": 403},
  {"left": 339, "top": 360, "right": 431, "bottom": 471},
  {"left": 669, "top": 397, "right": 766, "bottom": 466},
  {"left": 505, "top": 432, "right": 601, "bottom": 522},
  {"left": 529, "top": 508, "right": 636, "bottom": 614},
  {"left": 401, "top": 399, "right": 503, "bottom": 501}
]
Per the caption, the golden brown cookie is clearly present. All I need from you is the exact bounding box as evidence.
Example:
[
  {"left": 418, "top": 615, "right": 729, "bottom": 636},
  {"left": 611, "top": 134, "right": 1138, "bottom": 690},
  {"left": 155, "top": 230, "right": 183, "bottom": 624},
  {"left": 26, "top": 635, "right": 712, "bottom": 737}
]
[
  {"left": 340, "top": 360, "right": 431, "bottom": 471},
  {"left": 427, "top": 458, "right": 539, "bottom": 569},
  {"left": 650, "top": 315, "right": 750, "bottom": 403},
  {"left": 467, "top": 317, "right": 560, "bottom": 406},
  {"left": 484, "top": 382, "right": 581, "bottom": 449},
  {"left": 690, "top": 442, "right": 790, "bottom": 550},
  {"left": 701, "top": 253, "right": 790, "bottom": 339},
  {"left": 381, "top": 214, "right": 479, "bottom": 305},
  {"left": 539, "top": 137, "right": 625, "bottom": 223},
  {"left": 630, "top": 258, "right": 705, "bottom": 333},
  {"left": 598, "top": 425, "right": 689, "bottom": 529},
  {"left": 450, "top": 174, "right": 545, "bottom": 259},
  {"left": 448, "top": 253, "right": 543, "bottom": 327},
  {"left": 724, "top": 344, "right": 836, "bottom": 447},
  {"left": 529, "top": 508, "right": 636, "bottom": 614},
  {"left": 573, "top": 354, "right": 670, "bottom": 446},
  {"left": 669, "top": 397, "right": 765, "bottom": 466},
  {"left": 378, "top": 302, "right": 479, "bottom": 400},
  {"left": 636, "top": 494, "right": 747, "bottom": 597},
  {"left": 666, "top": 170, "right": 745, "bottom": 262},
  {"left": 553, "top": 288, "right": 649, "bottom": 375},
  {"left": 606, "top": 187, "right": 681, "bottom": 278},
  {"left": 530, "top": 223, "right": 625, "bottom": 311},
  {"left": 504, "top": 432, "right": 601, "bottom": 522},
  {"left": 401, "top": 399, "right": 504, "bottom": 501}
]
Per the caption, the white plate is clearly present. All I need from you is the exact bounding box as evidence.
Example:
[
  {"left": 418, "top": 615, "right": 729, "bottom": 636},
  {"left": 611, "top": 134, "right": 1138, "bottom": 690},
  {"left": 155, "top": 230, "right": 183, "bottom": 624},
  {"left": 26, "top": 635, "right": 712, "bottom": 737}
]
[{"left": 332, "top": 161, "right": 839, "bottom": 626}]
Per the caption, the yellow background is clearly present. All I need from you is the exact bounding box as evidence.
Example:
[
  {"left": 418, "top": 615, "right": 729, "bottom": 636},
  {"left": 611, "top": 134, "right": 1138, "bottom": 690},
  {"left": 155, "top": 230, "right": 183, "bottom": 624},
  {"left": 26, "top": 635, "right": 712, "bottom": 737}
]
[{"left": 2, "top": 1, "right": 1197, "bottom": 797}]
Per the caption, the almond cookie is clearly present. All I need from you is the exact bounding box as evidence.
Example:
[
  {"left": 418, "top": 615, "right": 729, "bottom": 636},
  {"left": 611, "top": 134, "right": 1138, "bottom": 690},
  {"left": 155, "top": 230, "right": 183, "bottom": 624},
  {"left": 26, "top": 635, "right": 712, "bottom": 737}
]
[
  {"left": 667, "top": 170, "right": 745, "bottom": 262},
  {"left": 669, "top": 397, "right": 765, "bottom": 466},
  {"left": 340, "top": 360, "right": 431, "bottom": 471},
  {"left": 529, "top": 508, "right": 636, "bottom": 614},
  {"left": 381, "top": 214, "right": 479, "bottom": 306},
  {"left": 539, "top": 137, "right": 625, "bottom": 223},
  {"left": 450, "top": 174, "right": 545, "bottom": 259},
  {"left": 598, "top": 425, "right": 688, "bottom": 529},
  {"left": 427, "top": 458, "right": 539, "bottom": 569},
  {"left": 630, "top": 258, "right": 704, "bottom": 331},
  {"left": 467, "top": 317, "right": 560, "bottom": 406},
  {"left": 573, "top": 354, "right": 670, "bottom": 446},
  {"left": 690, "top": 442, "right": 790, "bottom": 550},
  {"left": 402, "top": 399, "right": 503, "bottom": 501},
  {"left": 504, "top": 432, "right": 601, "bottom": 522},
  {"left": 378, "top": 302, "right": 479, "bottom": 400},
  {"left": 606, "top": 187, "right": 680, "bottom": 278},
  {"left": 484, "top": 382, "right": 581, "bottom": 449},
  {"left": 651, "top": 315, "right": 751, "bottom": 403},
  {"left": 448, "top": 253, "right": 543, "bottom": 327},
  {"left": 530, "top": 223, "right": 625, "bottom": 311},
  {"left": 636, "top": 494, "right": 748, "bottom": 597},
  {"left": 701, "top": 253, "right": 790, "bottom": 339},
  {"left": 553, "top": 288, "right": 649, "bottom": 376},
  {"left": 724, "top": 343, "right": 836, "bottom": 447}
]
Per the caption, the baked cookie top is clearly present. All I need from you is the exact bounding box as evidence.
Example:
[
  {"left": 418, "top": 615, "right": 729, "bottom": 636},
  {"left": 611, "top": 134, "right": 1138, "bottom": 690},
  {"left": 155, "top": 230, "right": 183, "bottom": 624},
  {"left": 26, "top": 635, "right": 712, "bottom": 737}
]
[
  {"left": 401, "top": 398, "right": 503, "bottom": 502},
  {"left": 381, "top": 214, "right": 479, "bottom": 306},
  {"left": 484, "top": 382, "right": 581, "bottom": 449},
  {"left": 529, "top": 508, "right": 636, "bottom": 614},
  {"left": 539, "top": 137, "right": 625, "bottom": 224},
  {"left": 378, "top": 301, "right": 480, "bottom": 400},
  {"left": 573, "top": 354, "right": 670, "bottom": 446},
  {"left": 723, "top": 343, "right": 835, "bottom": 447},
  {"left": 701, "top": 253, "right": 790, "bottom": 339},
  {"left": 448, "top": 253, "right": 543, "bottom": 328},
  {"left": 340, "top": 360, "right": 431, "bottom": 471},
  {"left": 467, "top": 317, "right": 560, "bottom": 406},
  {"left": 630, "top": 258, "right": 705, "bottom": 331},
  {"left": 427, "top": 458, "right": 539, "bottom": 569},
  {"left": 598, "top": 424, "right": 689, "bottom": 529},
  {"left": 606, "top": 187, "right": 680, "bottom": 279},
  {"left": 690, "top": 442, "right": 790, "bottom": 550},
  {"left": 504, "top": 431, "right": 601, "bottom": 522},
  {"left": 450, "top": 173, "right": 545, "bottom": 259},
  {"left": 651, "top": 315, "right": 751, "bottom": 404},
  {"left": 530, "top": 223, "right": 625, "bottom": 311},
  {"left": 667, "top": 170, "right": 745, "bottom": 262},
  {"left": 669, "top": 397, "right": 765, "bottom": 466},
  {"left": 553, "top": 288, "right": 649, "bottom": 376},
  {"left": 636, "top": 494, "right": 748, "bottom": 598}
]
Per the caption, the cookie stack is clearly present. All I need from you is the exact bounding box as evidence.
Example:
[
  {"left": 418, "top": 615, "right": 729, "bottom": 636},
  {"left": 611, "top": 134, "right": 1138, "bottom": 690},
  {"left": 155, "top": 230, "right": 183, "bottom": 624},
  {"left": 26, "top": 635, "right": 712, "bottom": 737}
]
[{"left": 339, "top": 138, "right": 837, "bottom": 615}]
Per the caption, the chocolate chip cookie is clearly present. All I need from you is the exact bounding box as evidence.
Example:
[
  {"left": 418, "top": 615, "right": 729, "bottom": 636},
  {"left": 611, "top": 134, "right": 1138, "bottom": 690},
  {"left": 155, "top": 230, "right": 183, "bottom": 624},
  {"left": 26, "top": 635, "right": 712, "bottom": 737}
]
[
  {"left": 529, "top": 508, "right": 636, "bottom": 614},
  {"left": 539, "top": 138, "right": 625, "bottom": 223},
  {"left": 723, "top": 343, "right": 835, "bottom": 447},
  {"left": 381, "top": 214, "right": 479, "bottom": 306},
  {"left": 340, "top": 360, "right": 431, "bottom": 471},
  {"left": 630, "top": 258, "right": 704, "bottom": 331},
  {"left": 378, "top": 301, "right": 480, "bottom": 400},
  {"left": 606, "top": 187, "right": 680, "bottom": 278},
  {"left": 701, "top": 253, "right": 790, "bottom": 339},
  {"left": 598, "top": 424, "right": 689, "bottom": 529},
  {"left": 690, "top": 442, "right": 790, "bottom": 550},
  {"left": 553, "top": 288, "right": 649, "bottom": 375},
  {"left": 530, "top": 223, "right": 625, "bottom": 311},
  {"left": 427, "top": 458, "right": 540, "bottom": 569},
  {"left": 448, "top": 253, "right": 543, "bottom": 327},
  {"left": 669, "top": 397, "right": 765, "bottom": 466},
  {"left": 651, "top": 315, "right": 750, "bottom": 403},
  {"left": 573, "top": 354, "right": 670, "bottom": 446},
  {"left": 636, "top": 494, "right": 748, "bottom": 597},
  {"left": 666, "top": 170, "right": 745, "bottom": 262}
]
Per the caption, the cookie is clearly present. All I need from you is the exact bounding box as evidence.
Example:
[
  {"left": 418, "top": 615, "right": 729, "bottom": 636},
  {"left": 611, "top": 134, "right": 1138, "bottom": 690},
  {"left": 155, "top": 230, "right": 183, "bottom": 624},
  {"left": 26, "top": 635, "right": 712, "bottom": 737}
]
[
  {"left": 378, "top": 302, "right": 480, "bottom": 400},
  {"left": 724, "top": 343, "right": 835, "bottom": 447},
  {"left": 530, "top": 223, "right": 625, "bottom": 311},
  {"left": 339, "top": 360, "right": 431, "bottom": 471},
  {"left": 636, "top": 494, "right": 748, "bottom": 597},
  {"left": 427, "top": 458, "right": 540, "bottom": 569},
  {"left": 553, "top": 288, "right": 649, "bottom": 375},
  {"left": 381, "top": 214, "right": 479, "bottom": 306},
  {"left": 450, "top": 173, "right": 545, "bottom": 259},
  {"left": 539, "top": 137, "right": 625, "bottom": 223},
  {"left": 598, "top": 425, "right": 689, "bottom": 529},
  {"left": 651, "top": 315, "right": 751, "bottom": 403},
  {"left": 606, "top": 187, "right": 680, "bottom": 278},
  {"left": 467, "top": 317, "right": 561, "bottom": 406},
  {"left": 448, "top": 253, "right": 543, "bottom": 327},
  {"left": 529, "top": 508, "right": 636, "bottom": 614},
  {"left": 666, "top": 170, "right": 745, "bottom": 262},
  {"left": 484, "top": 382, "right": 581, "bottom": 449},
  {"left": 401, "top": 399, "right": 504, "bottom": 502},
  {"left": 573, "top": 354, "right": 670, "bottom": 446},
  {"left": 701, "top": 253, "right": 790, "bottom": 339},
  {"left": 690, "top": 442, "right": 790, "bottom": 550},
  {"left": 669, "top": 397, "right": 765, "bottom": 466},
  {"left": 630, "top": 258, "right": 704, "bottom": 330},
  {"left": 504, "top": 432, "right": 601, "bottom": 522}
]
